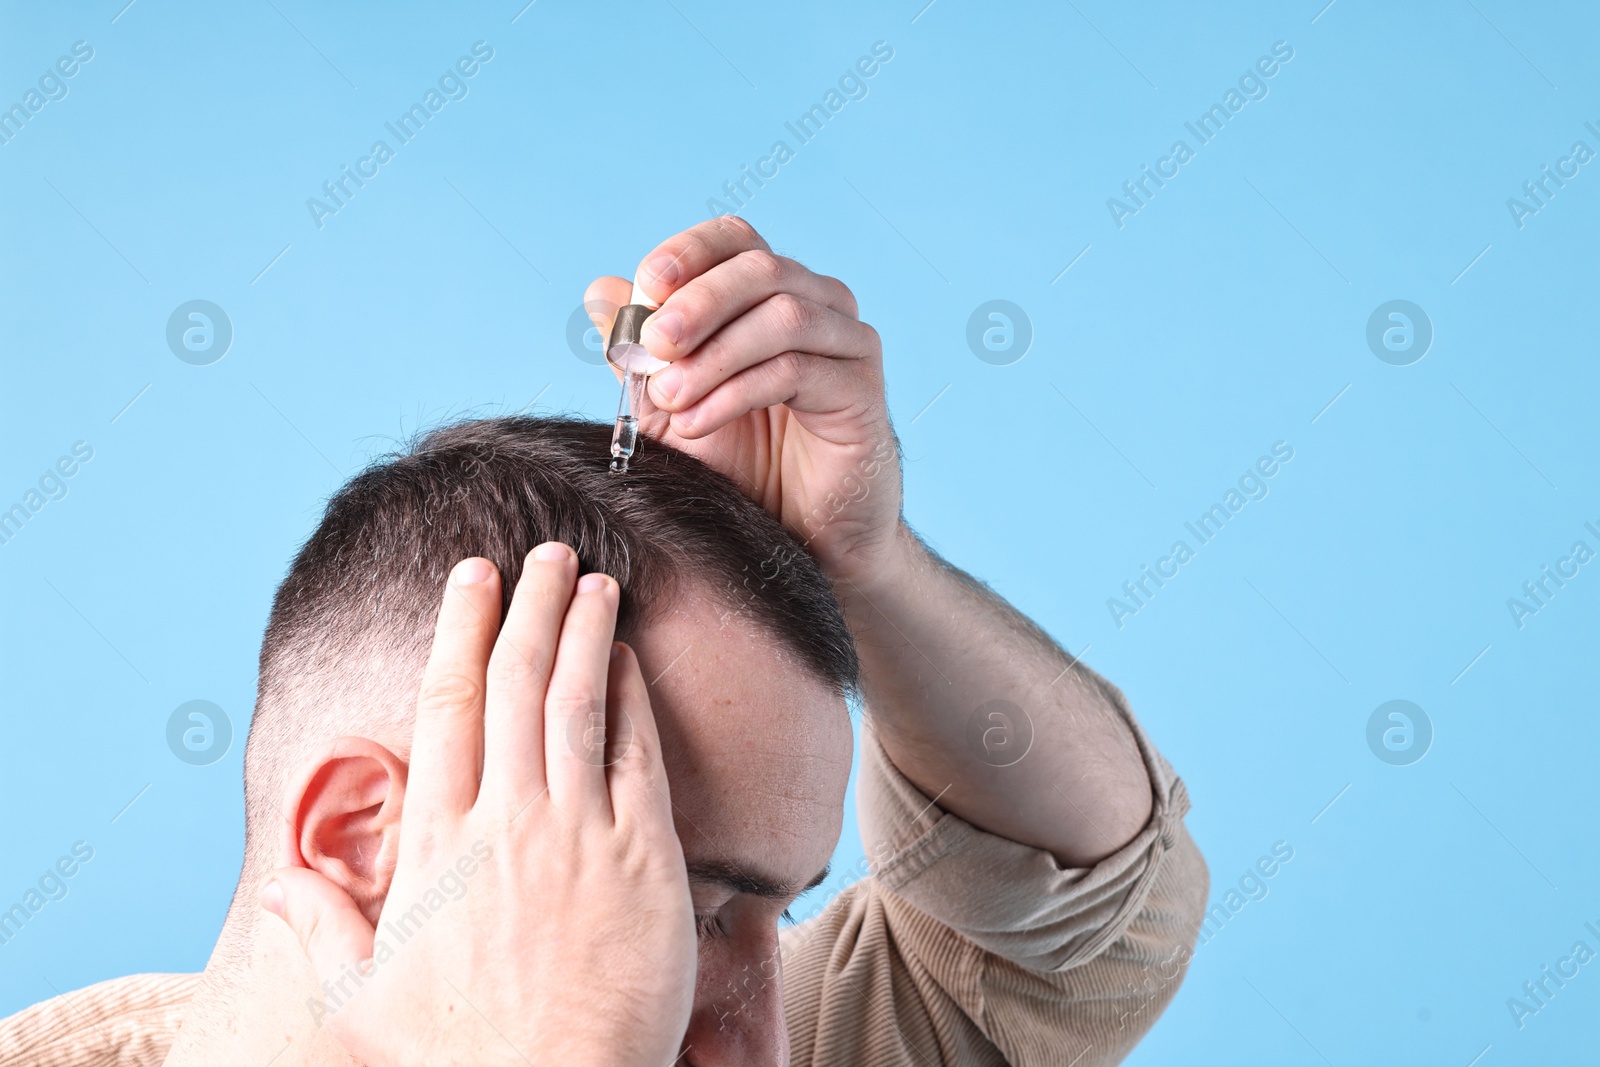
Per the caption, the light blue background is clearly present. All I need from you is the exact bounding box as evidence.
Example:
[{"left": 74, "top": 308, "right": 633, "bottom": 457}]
[{"left": 2, "top": 1, "right": 1597, "bottom": 1063}]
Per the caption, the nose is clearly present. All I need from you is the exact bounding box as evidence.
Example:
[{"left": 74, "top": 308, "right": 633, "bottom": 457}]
[{"left": 680, "top": 956, "right": 789, "bottom": 1066}]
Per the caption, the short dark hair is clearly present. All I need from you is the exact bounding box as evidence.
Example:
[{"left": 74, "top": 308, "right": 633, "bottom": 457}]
[{"left": 241, "top": 415, "right": 858, "bottom": 864}]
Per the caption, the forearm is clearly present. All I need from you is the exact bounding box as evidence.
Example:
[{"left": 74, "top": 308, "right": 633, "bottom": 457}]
[{"left": 834, "top": 523, "right": 1152, "bottom": 867}]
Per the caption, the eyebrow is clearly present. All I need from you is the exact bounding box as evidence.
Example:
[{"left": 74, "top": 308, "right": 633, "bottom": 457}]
[{"left": 685, "top": 859, "right": 831, "bottom": 900}]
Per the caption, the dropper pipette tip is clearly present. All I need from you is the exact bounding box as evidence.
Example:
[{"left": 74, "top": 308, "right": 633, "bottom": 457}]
[{"left": 608, "top": 368, "right": 646, "bottom": 474}]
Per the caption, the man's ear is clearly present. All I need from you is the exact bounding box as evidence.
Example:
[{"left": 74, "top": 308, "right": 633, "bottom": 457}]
[{"left": 282, "top": 737, "right": 408, "bottom": 927}]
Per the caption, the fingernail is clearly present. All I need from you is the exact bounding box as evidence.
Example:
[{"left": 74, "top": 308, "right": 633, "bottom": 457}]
[
  {"left": 260, "top": 879, "right": 283, "bottom": 917},
  {"left": 610, "top": 642, "right": 624, "bottom": 661},
  {"left": 651, "top": 366, "right": 683, "bottom": 405},
  {"left": 454, "top": 558, "right": 494, "bottom": 585},
  {"left": 532, "top": 542, "right": 570, "bottom": 563},
  {"left": 645, "top": 309, "right": 685, "bottom": 347},
  {"left": 577, "top": 572, "right": 611, "bottom": 594},
  {"left": 643, "top": 255, "right": 679, "bottom": 288}
]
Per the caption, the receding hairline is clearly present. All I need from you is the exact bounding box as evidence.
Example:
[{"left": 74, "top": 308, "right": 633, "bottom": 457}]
[{"left": 238, "top": 414, "right": 860, "bottom": 881}]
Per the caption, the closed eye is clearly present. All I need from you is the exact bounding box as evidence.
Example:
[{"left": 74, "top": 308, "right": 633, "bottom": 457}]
[
  {"left": 694, "top": 907, "right": 800, "bottom": 940},
  {"left": 687, "top": 860, "right": 827, "bottom": 940}
]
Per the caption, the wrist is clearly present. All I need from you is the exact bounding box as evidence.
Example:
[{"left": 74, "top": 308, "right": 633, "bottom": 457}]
[
  {"left": 798, "top": 427, "right": 904, "bottom": 586},
  {"left": 827, "top": 520, "right": 923, "bottom": 616}
]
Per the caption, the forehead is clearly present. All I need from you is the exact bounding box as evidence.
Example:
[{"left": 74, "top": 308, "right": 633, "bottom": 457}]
[{"left": 627, "top": 587, "right": 854, "bottom": 882}]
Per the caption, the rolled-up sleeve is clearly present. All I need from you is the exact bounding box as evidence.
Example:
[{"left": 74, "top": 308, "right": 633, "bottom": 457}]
[{"left": 781, "top": 686, "right": 1208, "bottom": 1067}]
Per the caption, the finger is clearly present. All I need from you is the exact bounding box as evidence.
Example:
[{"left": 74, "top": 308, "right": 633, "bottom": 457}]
[
  {"left": 543, "top": 571, "right": 623, "bottom": 809},
  {"left": 585, "top": 275, "right": 632, "bottom": 389},
  {"left": 262, "top": 868, "right": 376, "bottom": 992},
  {"left": 671, "top": 351, "right": 878, "bottom": 442},
  {"left": 631, "top": 215, "right": 771, "bottom": 306},
  {"left": 408, "top": 557, "right": 502, "bottom": 818},
  {"left": 584, "top": 275, "right": 633, "bottom": 358},
  {"left": 639, "top": 250, "right": 859, "bottom": 367},
  {"left": 479, "top": 542, "right": 577, "bottom": 808},
  {"left": 648, "top": 294, "right": 880, "bottom": 415},
  {"left": 605, "top": 642, "right": 673, "bottom": 831}
]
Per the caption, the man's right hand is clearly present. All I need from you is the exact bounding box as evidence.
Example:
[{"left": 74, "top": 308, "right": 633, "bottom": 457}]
[{"left": 262, "top": 545, "right": 695, "bottom": 1066}]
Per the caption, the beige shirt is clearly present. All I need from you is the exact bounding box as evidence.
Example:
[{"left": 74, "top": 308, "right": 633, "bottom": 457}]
[{"left": 0, "top": 689, "right": 1207, "bottom": 1067}]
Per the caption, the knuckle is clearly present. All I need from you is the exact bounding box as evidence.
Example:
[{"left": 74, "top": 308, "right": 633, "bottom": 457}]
[
  {"left": 613, "top": 732, "right": 654, "bottom": 774},
  {"left": 487, "top": 653, "right": 541, "bottom": 692},
  {"left": 769, "top": 292, "right": 812, "bottom": 335},
  {"left": 737, "top": 248, "right": 786, "bottom": 287},
  {"left": 546, "top": 690, "right": 603, "bottom": 720},
  {"left": 824, "top": 275, "right": 860, "bottom": 317},
  {"left": 856, "top": 319, "right": 882, "bottom": 354},
  {"left": 716, "top": 214, "right": 761, "bottom": 244},
  {"left": 772, "top": 351, "right": 804, "bottom": 387},
  {"left": 407, "top": 825, "right": 446, "bottom": 865},
  {"left": 693, "top": 330, "right": 729, "bottom": 370},
  {"left": 417, "top": 672, "right": 484, "bottom": 714}
]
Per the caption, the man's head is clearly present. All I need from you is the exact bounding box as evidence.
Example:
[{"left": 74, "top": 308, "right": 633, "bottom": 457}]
[{"left": 239, "top": 416, "right": 858, "bottom": 1064}]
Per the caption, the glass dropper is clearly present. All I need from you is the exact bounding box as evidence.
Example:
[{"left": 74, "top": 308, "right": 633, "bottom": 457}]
[
  {"left": 609, "top": 367, "right": 648, "bottom": 473},
  {"left": 604, "top": 287, "right": 670, "bottom": 474}
]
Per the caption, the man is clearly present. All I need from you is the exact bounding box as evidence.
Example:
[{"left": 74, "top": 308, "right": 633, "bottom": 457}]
[{"left": 0, "top": 219, "right": 1206, "bottom": 1065}]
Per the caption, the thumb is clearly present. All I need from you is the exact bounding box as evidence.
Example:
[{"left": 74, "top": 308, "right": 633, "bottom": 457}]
[
  {"left": 585, "top": 275, "right": 634, "bottom": 383},
  {"left": 261, "top": 867, "right": 377, "bottom": 984}
]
